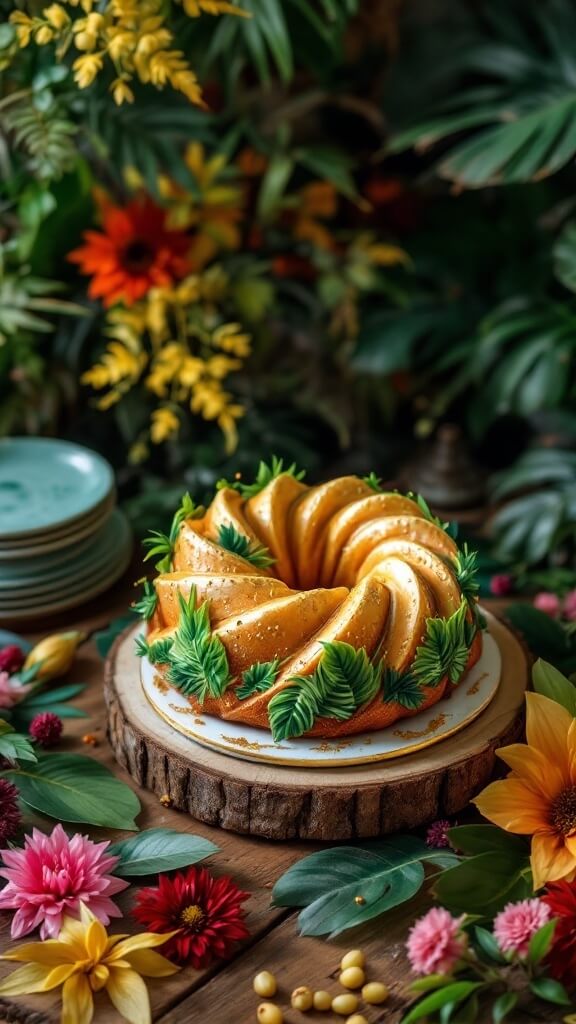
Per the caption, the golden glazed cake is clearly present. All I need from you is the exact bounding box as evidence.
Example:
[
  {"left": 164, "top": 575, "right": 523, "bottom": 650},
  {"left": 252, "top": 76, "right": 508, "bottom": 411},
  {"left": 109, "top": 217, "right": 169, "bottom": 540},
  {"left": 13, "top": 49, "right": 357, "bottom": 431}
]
[{"left": 137, "top": 462, "right": 483, "bottom": 742}]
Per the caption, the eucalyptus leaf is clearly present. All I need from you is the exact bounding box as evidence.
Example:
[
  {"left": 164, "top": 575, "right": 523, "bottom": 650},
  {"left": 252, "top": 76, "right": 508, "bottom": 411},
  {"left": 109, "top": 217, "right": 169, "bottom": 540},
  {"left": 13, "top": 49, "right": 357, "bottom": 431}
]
[
  {"left": 4, "top": 754, "right": 141, "bottom": 830},
  {"left": 108, "top": 828, "right": 219, "bottom": 876},
  {"left": 273, "top": 836, "right": 457, "bottom": 937}
]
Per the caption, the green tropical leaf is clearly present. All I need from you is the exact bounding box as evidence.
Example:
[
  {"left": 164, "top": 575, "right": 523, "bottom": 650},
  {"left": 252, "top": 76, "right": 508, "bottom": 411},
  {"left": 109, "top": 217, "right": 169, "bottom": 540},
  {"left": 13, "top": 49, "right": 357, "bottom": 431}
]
[
  {"left": 107, "top": 828, "right": 219, "bottom": 876},
  {"left": 272, "top": 836, "right": 459, "bottom": 937},
  {"left": 217, "top": 456, "right": 305, "bottom": 497},
  {"left": 4, "top": 754, "right": 141, "bottom": 829},
  {"left": 554, "top": 219, "right": 576, "bottom": 293},
  {"left": 532, "top": 658, "right": 576, "bottom": 715},
  {"left": 434, "top": 851, "right": 532, "bottom": 919},
  {"left": 236, "top": 659, "right": 280, "bottom": 700},
  {"left": 166, "top": 590, "right": 231, "bottom": 703},
  {"left": 529, "top": 977, "right": 571, "bottom": 1005},
  {"left": 0, "top": 722, "right": 37, "bottom": 764},
  {"left": 401, "top": 982, "right": 483, "bottom": 1024},
  {"left": 216, "top": 523, "right": 276, "bottom": 568},
  {"left": 382, "top": 668, "right": 424, "bottom": 710},
  {"left": 447, "top": 825, "right": 528, "bottom": 858}
]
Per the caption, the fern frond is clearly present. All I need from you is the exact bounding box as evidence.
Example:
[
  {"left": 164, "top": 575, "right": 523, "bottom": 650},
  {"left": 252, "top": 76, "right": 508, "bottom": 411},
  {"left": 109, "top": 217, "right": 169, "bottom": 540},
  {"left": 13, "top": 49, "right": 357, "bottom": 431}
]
[
  {"left": 132, "top": 581, "right": 158, "bottom": 621},
  {"left": 166, "top": 589, "right": 231, "bottom": 703},
  {"left": 412, "top": 600, "right": 472, "bottom": 688},
  {"left": 236, "top": 659, "right": 280, "bottom": 700},
  {"left": 217, "top": 456, "right": 305, "bottom": 497}
]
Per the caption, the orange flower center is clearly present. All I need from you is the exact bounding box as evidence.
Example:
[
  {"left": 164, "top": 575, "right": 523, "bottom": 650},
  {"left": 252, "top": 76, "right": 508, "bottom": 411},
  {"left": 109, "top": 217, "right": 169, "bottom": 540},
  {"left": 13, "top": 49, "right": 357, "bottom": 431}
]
[
  {"left": 122, "top": 240, "right": 154, "bottom": 273},
  {"left": 550, "top": 786, "right": 576, "bottom": 835},
  {"left": 180, "top": 903, "right": 206, "bottom": 931}
]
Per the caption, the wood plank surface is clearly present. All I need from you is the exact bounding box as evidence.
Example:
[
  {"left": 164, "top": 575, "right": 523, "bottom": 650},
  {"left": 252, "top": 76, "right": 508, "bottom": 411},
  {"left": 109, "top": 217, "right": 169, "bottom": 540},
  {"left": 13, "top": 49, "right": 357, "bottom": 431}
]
[{"left": 0, "top": 574, "right": 543, "bottom": 1024}]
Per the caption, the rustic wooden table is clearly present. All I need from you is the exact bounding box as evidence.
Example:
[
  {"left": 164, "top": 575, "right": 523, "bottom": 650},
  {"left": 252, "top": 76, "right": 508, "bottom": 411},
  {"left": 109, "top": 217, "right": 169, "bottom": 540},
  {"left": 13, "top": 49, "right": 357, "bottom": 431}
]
[{"left": 0, "top": 574, "right": 553, "bottom": 1024}]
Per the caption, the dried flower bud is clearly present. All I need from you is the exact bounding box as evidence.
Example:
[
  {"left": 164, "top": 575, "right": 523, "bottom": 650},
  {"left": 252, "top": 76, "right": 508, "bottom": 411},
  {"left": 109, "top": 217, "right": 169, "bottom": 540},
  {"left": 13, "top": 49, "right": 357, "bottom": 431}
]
[{"left": 24, "top": 631, "right": 85, "bottom": 681}]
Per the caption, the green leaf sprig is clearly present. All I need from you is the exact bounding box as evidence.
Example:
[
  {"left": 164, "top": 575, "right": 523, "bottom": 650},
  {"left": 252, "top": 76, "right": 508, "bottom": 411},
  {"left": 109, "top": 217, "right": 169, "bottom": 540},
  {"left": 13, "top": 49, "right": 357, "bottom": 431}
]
[
  {"left": 236, "top": 659, "right": 280, "bottom": 700},
  {"left": 135, "top": 635, "right": 174, "bottom": 665},
  {"left": 132, "top": 580, "right": 158, "bottom": 621},
  {"left": 452, "top": 543, "right": 480, "bottom": 604},
  {"left": 0, "top": 720, "right": 37, "bottom": 764},
  {"left": 217, "top": 455, "right": 305, "bottom": 498},
  {"left": 216, "top": 523, "right": 276, "bottom": 569},
  {"left": 411, "top": 600, "right": 475, "bottom": 688},
  {"left": 268, "top": 641, "right": 381, "bottom": 742},
  {"left": 382, "top": 667, "right": 425, "bottom": 710},
  {"left": 363, "top": 472, "right": 384, "bottom": 492},
  {"left": 108, "top": 828, "right": 219, "bottom": 877},
  {"left": 143, "top": 492, "right": 204, "bottom": 573},
  {"left": 165, "top": 589, "right": 231, "bottom": 704}
]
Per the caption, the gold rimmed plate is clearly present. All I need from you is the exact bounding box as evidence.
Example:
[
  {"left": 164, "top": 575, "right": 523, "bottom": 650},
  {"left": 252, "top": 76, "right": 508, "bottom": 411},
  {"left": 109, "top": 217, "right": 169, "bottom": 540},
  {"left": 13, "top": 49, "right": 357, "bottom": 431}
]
[{"left": 140, "top": 608, "right": 502, "bottom": 768}]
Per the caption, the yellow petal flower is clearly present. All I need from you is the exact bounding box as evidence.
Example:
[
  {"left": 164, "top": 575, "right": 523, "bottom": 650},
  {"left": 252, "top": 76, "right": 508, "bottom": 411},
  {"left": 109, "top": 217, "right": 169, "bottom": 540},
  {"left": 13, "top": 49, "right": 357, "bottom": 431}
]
[
  {"left": 475, "top": 690, "right": 576, "bottom": 889},
  {"left": 0, "top": 963, "right": 53, "bottom": 996},
  {"left": 24, "top": 631, "right": 86, "bottom": 681},
  {"left": 1, "top": 939, "right": 79, "bottom": 965},
  {"left": 124, "top": 948, "right": 180, "bottom": 977},
  {"left": 105, "top": 966, "right": 152, "bottom": 1024},
  {"left": 62, "top": 972, "right": 93, "bottom": 1024},
  {"left": 110, "top": 929, "right": 180, "bottom": 960}
]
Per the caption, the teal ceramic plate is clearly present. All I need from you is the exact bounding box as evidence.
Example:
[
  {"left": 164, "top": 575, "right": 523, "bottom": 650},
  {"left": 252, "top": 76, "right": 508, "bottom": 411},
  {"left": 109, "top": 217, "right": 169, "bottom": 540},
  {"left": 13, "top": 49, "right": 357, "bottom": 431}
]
[
  {"left": 0, "top": 509, "right": 127, "bottom": 589},
  {"left": 0, "top": 512, "right": 132, "bottom": 600},
  {"left": 0, "top": 438, "right": 114, "bottom": 539},
  {"left": 0, "top": 499, "right": 114, "bottom": 561},
  {"left": 0, "top": 546, "right": 132, "bottom": 621}
]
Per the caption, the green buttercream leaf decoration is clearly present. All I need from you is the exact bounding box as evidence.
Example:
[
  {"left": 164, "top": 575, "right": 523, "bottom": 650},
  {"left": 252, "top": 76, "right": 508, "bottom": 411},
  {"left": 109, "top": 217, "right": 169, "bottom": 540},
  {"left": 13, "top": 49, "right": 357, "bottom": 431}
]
[
  {"left": 412, "top": 600, "right": 473, "bottom": 688},
  {"left": 320, "top": 641, "right": 381, "bottom": 707},
  {"left": 236, "top": 659, "right": 280, "bottom": 700},
  {"left": 268, "top": 641, "right": 381, "bottom": 742},
  {"left": 217, "top": 523, "right": 276, "bottom": 568},
  {"left": 135, "top": 635, "right": 174, "bottom": 665},
  {"left": 452, "top": 543, "right": 480, "bottom": 604},
  {"left": 132, "top": 580, "right": 158, "bottom": 621},
  {"left": 142, "top": 492, "right": 204, "bottom": 572},
  {"left": 217, "top": 455, "right": 306, "bottom": 498},
  {"left": 166, "top": 589, "right": 231, "bottom": 703},
  {"left": 409, "top": 491, "right": 459, "bottom": 540},
  {"left": 363, "top": 472, "right": 384, "bottom": 493},
  {"left": 382, "top": 667, "right": 425, "bottom": 710}
]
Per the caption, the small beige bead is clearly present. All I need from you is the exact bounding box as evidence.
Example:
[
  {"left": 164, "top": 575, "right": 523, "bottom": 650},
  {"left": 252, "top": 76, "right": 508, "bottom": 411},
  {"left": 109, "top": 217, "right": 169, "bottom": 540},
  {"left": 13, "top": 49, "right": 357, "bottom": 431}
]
[
  {"left": 339, "top": 966, "right": 365, "bottom": 989},
  {"left": 340, "top": 949, "right": 365, "bottom": 971},
  {"left": 313, "top": 990, "right": 332, "bottom": 1011},
  {"left": 332, "top": 993, "right": 359, "bottom": 1015},
  {"left": 257, "top": 1003, "right": 283, "bottom": 1024},
  {"left": 291, "top": 986, "right": 314, "bottom": 1011},
  {"left": 346, "top": 1016, "right": 369, "bottom": 1024},
  {"left": 253, "top": 971, "right": 277, "bottom": 998},
  {"left": 362, "top": 981, "right": 389, "bottom": 1004}
]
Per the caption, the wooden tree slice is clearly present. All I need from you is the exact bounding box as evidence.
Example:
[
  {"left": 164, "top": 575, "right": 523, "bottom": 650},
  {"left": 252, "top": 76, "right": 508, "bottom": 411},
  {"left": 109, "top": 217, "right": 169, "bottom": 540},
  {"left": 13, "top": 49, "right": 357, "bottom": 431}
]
[{"left": 104, "top": 617, "right": 528, "bottom": 841}]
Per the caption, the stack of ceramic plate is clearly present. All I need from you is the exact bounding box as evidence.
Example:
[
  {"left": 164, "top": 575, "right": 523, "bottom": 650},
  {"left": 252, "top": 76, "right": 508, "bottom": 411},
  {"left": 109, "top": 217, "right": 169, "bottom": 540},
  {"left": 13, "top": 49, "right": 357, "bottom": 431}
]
[{"left": 0, "top": 438, "right": 132, "bottom": 621}]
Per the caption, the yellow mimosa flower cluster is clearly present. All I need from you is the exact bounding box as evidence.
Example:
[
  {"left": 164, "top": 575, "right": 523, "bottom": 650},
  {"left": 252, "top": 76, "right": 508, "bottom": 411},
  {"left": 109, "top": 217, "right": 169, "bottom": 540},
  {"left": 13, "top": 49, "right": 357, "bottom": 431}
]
[
  {"left": 82, "top": 268, "right": 250, "bottom": 454},
  {"left": 9, "top": 0, "right": 248, "bottom": 106}
]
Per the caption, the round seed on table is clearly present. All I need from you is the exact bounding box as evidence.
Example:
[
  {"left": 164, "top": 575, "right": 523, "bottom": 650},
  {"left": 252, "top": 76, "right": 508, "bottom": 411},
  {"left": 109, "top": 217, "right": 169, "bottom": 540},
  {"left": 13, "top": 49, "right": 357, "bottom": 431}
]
[
  {"left": 332, "top": 993, "right": 359, "bottom": 1015},
  {"left": 346, "top": 1016, "right": 369, "bottom": 1024},
  {"left": 291, "top": 986, "right": 314, "bottom": 1011},
  {"left": 339, "top": 966, "right": 365, "bottom": 989},
  {"left": 253, "top": 971, "right": 277, "bottom": 998},
  {"left": 362, "top": 980, "right": 389, "bottom": 1004},
  {"left": 340, "top": 949, "right": 365, "bottom": 971},
  {"left": 257, "top": 1003, "right": 283, "bottom": 1024},
  {"left": 313, "top": 990, "right": 332, "bottom": 1011}
]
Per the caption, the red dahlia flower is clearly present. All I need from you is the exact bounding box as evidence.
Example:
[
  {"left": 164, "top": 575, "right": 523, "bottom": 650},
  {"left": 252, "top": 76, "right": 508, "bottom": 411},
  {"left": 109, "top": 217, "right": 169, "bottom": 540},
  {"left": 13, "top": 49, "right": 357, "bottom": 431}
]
[
  {"left": 543, "top": 880, "right": 576, "bottom": 987},
  {"left": 132, "top": 865, "right": 250, "bottom": 967},
  {"left": 68, "top": 195, "right": 191, "bottom": 307}
]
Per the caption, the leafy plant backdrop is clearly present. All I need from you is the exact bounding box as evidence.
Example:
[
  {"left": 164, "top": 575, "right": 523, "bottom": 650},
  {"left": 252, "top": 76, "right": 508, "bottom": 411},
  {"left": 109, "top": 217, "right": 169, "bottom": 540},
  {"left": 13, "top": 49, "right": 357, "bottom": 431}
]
[{"left": 2, "top": 0, "right": 576, "bottom": 573}]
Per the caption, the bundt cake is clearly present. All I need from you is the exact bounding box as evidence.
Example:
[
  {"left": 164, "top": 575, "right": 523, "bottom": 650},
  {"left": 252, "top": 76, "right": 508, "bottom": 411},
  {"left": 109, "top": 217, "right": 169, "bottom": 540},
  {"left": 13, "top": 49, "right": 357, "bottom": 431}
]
[{"left": 136, "top": 460, "right": 484, "bottom": 742}]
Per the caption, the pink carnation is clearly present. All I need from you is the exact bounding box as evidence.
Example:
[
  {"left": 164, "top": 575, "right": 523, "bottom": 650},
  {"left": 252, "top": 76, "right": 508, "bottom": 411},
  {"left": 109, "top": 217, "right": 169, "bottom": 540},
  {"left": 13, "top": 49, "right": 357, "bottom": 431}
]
[
  {"left": 563, "top": 590, "right": 576, "bottom": 622},
  {"left": 0, "top": 823, "right": 129, "bottom": 939},
  {"left": 407, "top": 906, "right": 467, "bottom": 975},
  {"left": 533, "top": 592, "right": 561, "bottom": 617},
  {"left": 493, "top": 898, "right": 551, "bottom": 958}
]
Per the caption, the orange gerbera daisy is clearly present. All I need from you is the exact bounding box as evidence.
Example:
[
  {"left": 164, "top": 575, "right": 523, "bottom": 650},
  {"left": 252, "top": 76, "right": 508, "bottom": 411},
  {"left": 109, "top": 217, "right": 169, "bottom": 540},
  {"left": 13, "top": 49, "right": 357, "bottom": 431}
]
[
  {"left": 69, "top": 196, "right": 191, "bottom": 307},
  {"left": 474, "top": 692, "right": 576, "bottom": 890}
]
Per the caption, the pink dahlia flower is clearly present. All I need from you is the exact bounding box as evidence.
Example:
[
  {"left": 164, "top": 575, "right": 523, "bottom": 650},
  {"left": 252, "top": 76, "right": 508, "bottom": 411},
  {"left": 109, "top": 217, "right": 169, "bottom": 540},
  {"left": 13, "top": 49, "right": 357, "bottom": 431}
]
[
  {"left": 493, "top": 898, "right": 551, "bottom": 958},
  {"left": 407, "top": 906, "right": 467, "bottom": 975},
  {"left": 0, "top": 823, "right": 129, "bottom": 939},
  {"left": 533, "top": 592, "right": 561, "bottom": 617}
]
